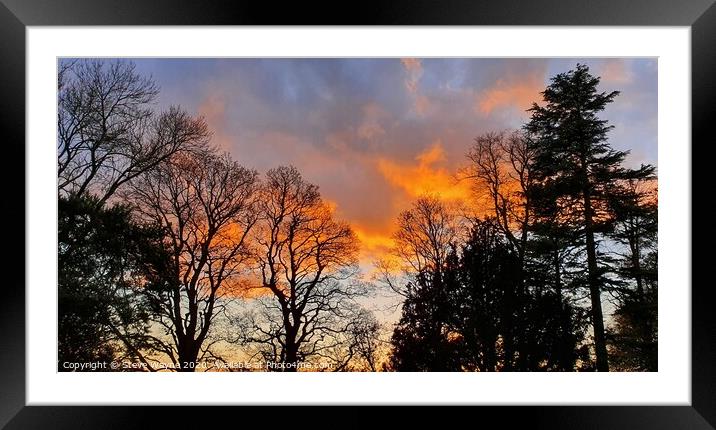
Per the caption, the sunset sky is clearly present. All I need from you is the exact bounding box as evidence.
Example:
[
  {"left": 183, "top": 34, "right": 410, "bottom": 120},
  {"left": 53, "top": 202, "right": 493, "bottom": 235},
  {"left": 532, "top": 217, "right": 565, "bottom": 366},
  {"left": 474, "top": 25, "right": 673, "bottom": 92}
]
[{"left": 130, "top": 58, "right": 657, "bottom": 269}]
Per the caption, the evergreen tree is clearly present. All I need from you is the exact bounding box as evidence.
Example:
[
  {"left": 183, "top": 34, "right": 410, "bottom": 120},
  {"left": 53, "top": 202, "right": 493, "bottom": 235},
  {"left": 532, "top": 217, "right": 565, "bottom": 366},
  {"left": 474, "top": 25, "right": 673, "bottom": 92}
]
[
  {"left": 58, "top": 194, "right": 172, "bottom": 370},
  {"left": 455, "top": 220, "right": 521, "bottom": 371},
  {"left": 389, "top": 256, "right": 462, "bottom": 371},
  {"left": 387, "top": 197, "right": 463, "bottom": 371},
  {"left": 609, "top": 179, "right": 658, "bottom": 299},
  {"left": 607, "top": 180, "right": 658, "bottom": 371},
  {"left": 525, "top": 64, "right": 655, "bottom": 371},
  {"left": 608, "top": 265, "right": 658, "bottom": 371}
]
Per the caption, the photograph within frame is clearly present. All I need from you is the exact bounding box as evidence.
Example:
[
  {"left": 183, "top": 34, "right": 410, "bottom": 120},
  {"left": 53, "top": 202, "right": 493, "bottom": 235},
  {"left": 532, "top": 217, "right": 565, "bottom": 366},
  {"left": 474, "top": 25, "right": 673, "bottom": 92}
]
[{"left": 56, "top": 57, "right": 658, "bottom": 374}]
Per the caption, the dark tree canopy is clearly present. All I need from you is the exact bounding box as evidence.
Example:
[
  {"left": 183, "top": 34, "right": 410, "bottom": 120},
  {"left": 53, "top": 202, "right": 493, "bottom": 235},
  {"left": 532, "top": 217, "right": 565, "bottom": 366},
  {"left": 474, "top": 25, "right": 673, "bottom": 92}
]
[
  {"left": 525, "top": 64, "right": 655, "bottom": 372},
  {"left": 389, "top": 65, "right": 656, "bottom": 373},
  {"left": 389, "top": 219, "right": 589, "bottom": 372},
  {"left": 58, "top": 194, "right": 172, "bottom": 370},
  {"left": 607, "top": 181, "right": 658, "bottom": 371}
]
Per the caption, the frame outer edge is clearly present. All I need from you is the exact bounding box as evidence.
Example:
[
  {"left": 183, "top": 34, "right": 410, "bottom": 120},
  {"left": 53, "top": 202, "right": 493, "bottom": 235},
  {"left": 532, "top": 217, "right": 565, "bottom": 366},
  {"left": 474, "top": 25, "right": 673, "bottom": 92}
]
[
  {"left": 1, "top": 0, "right": 712, "bottom": 428},
  {"left": 0, "top": 1, "right": 26, "bottom": 429},
  {"left": 0, "top": 0, "right": 715, "bottom": 25},
  {"left": 691, "top": 1, "right": 716, "bottom": 427}
]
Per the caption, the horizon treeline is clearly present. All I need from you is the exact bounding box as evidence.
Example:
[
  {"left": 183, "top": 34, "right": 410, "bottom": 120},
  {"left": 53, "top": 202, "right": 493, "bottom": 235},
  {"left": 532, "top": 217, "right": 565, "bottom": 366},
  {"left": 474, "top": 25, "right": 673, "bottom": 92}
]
[{"left": 58, "top": 59, "right": 657, "bottom": 372}]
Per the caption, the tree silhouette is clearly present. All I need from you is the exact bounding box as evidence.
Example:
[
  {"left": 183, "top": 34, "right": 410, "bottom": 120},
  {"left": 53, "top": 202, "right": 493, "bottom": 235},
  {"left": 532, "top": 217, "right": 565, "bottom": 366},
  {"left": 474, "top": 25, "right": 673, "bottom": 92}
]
[
  {"left": 449, "top": 220, "right": 518, "bottom": 371},
  {"left": 58, "top": 194, "right": 172, "bottom": 370},
  {"left": 609, "top": 179, "right": 658, "bottom": 299},
  {"left": 463, "top": 131, "right": 588, "bottom": 371},
  {"left": 127, "top": 149, "right": 260, "bottom": 371},
  {"left": 58, "top": 59, "right": 209, "bottom": 206},
  {"left": 341, "top": 310, "right": 387, "bottom": 371},
  {"left": 378, "top": 196, "right": 463, "bottom": 299},
  {"left": 465, "top": 131, "right": 534, "bottom": 263},
  {"left": 524, "top": 158, "right": 590, "bottom": 370},
  {"left": 242, "top": 166, "right": 364, "bottom": 371},
  {"left": 607, "top": 179, "right": 658, "bottom": 371},
  {"left": 389, "top": 258, "right": 463, "bottom": 371},
  {"left": 525, "top": 64, "right": 655, "bottom": 371},
  {"left": 608, "top": 250, "right": 658, "bottom": 371},
  {"left": 57, "top": 59, "right": 215, "bottom": 370},
  {"left": 388, "top": 197, "right": 463, "bottom": 371},
  {"left": 389, "top": 217, "right": 589, "bottom": 372}
]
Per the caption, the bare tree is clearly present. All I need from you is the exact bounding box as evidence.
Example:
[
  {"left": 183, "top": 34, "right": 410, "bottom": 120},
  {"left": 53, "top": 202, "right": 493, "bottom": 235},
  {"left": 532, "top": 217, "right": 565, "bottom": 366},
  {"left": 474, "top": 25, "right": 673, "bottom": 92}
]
[
  {"left": 395, "top": 196, "right": 461, "bottom": 273},
  {"left": 58, "top": 59, "right": 209, "bottom": 205},
  {"left": 464, "top": 130, "right": 589, "bottom": 370},
  {"left": 340, "top": 310, "right": 388, "bottom": 372},
  {"left": 242, "top": 166, "right": 363, "bottom": 371},
  {"left": 464, "top": 131, "right": 534, "bottom": 261},
  {"left": 379, "top": 195, "right": 462, "bottom": 298},
  {"left": 126, "top": 150, "right": 260, "bottom": 371},
  {"left": 382, "top": 196, "right": 464, "bottom": 370}
]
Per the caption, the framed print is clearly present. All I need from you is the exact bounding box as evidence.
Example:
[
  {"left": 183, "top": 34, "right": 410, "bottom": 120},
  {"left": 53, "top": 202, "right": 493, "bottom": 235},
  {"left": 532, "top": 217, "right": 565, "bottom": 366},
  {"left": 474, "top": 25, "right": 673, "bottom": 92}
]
[{"left": 1, "top": 0, "right": 712, "bottom": 428}]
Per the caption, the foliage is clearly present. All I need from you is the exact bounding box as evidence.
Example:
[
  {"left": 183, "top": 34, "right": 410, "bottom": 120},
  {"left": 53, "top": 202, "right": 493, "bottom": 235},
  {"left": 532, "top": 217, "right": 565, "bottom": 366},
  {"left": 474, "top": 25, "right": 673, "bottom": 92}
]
[{"left": 58, "top": 194, "right": 171, "bottom": 370}]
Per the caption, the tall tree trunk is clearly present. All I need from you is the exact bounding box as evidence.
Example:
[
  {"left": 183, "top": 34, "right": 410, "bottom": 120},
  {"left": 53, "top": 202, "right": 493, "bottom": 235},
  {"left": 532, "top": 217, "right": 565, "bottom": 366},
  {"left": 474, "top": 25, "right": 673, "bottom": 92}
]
[
  {"left": 582, "top": 190, "right": 609, "bottom": 372},
  {"left": 177, "top": 341, "right": 199, "bottom": 372},
  {"left": 553, "top": 247, "right": 562, "bottom": 301},
  {"left": 283, "top": 324, "right": 299, "bottom": 372},
  {"left": 284, "top": 347, "right": 298, "bottom": 372},
  {"left": 553, "top": 246, "right": 574, "bottom": 370},
  {"left": 631, "top": 237, "right": 644, "bottom": 300},
  {"left": 502, "top": 293, "right": 515, "bottom": 371}
]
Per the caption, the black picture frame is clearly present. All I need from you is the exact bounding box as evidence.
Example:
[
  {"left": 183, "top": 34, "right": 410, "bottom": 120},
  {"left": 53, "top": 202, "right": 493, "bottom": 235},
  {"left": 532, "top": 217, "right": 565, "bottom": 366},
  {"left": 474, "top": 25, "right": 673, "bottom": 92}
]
[{"left": 1, "top": 1, "right": 711, "bottom": 428}]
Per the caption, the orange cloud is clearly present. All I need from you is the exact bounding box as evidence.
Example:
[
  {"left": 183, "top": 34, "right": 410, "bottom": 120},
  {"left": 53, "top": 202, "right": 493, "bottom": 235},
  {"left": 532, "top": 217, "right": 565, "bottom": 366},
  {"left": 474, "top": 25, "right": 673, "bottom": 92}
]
[
  {"left": 475, "top": 72, "right": 545, "bottom": 116},
  {"left": 352, "top": 225, "right": 395, "bottom": 265},
  {"left": 376, "top": 141, "right": 472, "bottom": 202},
  {"left": 322, "top": 193, "right": 396, "bottom": 268},
  {"left": 223, "top": 275, "right": 270, "bottom": 299}
]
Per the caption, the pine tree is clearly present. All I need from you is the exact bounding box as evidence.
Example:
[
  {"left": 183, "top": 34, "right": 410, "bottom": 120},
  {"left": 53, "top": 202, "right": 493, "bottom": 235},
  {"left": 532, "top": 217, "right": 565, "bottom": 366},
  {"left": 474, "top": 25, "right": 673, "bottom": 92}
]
[
  {"left": 525, "top": 64, "right": 655, "bottom": 371},
  {"left": 389, "top": 264, "right": 462, "bottom": 371}
]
